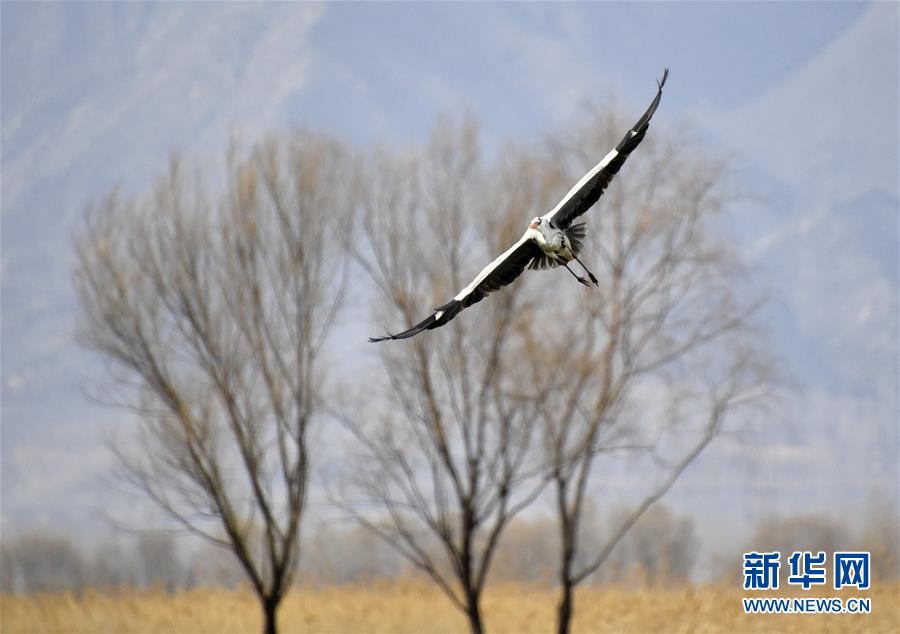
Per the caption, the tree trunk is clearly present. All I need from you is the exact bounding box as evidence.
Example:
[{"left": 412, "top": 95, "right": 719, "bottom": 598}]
[
  {"left": 262, "top": 595, "right": 279, "bottom": 634},
  {"left": 557, "top": 579, "right": 574, "bottom": 634},
  {"left": 465, "top": 588, "right": 484, "bottom": 634},
  {"left": 556, "top": 482, "right": 576, "bottom": 634}
]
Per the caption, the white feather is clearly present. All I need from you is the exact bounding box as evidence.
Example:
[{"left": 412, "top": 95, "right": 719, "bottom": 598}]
[
  {"left": 544, "top": 148, "right": 618, "bottom": 224},
  {"left": 453, "top": 233, "right": 531, "bottom": 301}
]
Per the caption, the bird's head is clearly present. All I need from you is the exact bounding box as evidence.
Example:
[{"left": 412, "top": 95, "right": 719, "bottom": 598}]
[{"left": 529, "top": 217, "right": 542, "bottom": 230}]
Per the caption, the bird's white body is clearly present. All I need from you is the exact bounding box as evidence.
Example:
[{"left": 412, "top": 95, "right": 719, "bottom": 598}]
[{"left": 527, "top": 221, "right": 576, "bottom": 265}]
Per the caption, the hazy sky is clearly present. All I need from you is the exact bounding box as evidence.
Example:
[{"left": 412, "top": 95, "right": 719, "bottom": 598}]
[{"left": 2, "top": 2, "right": 897, "bottom": 562}]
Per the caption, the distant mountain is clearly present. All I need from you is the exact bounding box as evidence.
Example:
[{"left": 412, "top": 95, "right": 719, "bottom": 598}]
[{"left": 758, "top": 188, "right": 898, "bottom": 396}]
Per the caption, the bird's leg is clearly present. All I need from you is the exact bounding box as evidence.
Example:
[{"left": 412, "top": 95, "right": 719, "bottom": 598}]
[
  {"left": 563, "top": 262, "right": 592, "bottom": 287},
  {"left": 572, "top": 255, "right": 600, "bottom": 286}
]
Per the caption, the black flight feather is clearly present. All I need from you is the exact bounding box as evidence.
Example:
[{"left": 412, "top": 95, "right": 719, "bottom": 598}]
[
  {"left": 370, "top": 239, "right": 540, "bottom": 342},
  {"left": 547, "top": 68, "right": 668, "bottom": 230}
]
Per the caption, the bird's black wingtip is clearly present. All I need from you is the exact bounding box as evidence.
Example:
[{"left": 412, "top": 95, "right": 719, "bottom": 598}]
[
  {"left": 369, "top": 300, "right": 460, "bottom": 343},
  {"left": 658, "top": 68, "right": 669, "bottom": 91}
]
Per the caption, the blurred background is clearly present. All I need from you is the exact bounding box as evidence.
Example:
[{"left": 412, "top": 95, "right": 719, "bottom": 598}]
[{"left": 1, "top": 0, "right": 897, "bottom": 608}]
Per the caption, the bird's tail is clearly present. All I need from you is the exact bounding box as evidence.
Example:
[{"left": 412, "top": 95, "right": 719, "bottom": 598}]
[{"left": 566, "top": 222, "right": 587, "bottom": 255}]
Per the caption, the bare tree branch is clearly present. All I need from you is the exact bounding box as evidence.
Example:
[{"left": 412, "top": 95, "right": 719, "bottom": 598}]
[
  {"left": 521, "top": 111, "right": 775, "bottom": 634},
  {"left": 340, "top": 118, "right": 549, "bottom": 634},
  {"left": 74, "top": 133, "right": 351, "bottom": 634}
]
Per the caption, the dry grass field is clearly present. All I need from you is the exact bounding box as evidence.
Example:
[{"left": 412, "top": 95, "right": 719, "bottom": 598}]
[{"left": 2, "top": 581, "right": 897, "bottom": 633}]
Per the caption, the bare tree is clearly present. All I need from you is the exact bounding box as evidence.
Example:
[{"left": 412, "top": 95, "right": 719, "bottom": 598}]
[
  {"left": 859, "top": 493, "right": 900, "bottom": 582},
  {"left": 717, "top": 513, "right": 853, "bottom": 585},
  {"left": 0, "top": 542, "right": 19, "bottom": 594},
  {"left": 489, "top": 515, "right": 559, "bottom": 584},
  {"left": 136, "top": 534, "right": 182, "bottom": 592},
  {"left": 746, "top": 514, "right": 851, "bottom": 555},
  {"left": 511, "top": 109, "right": 774, "bottom": 633},
  {"left": 298, "top": 522, "right": 404, "bottom": 585},
  {"left": 340, "top": 118, "right": 551, "bottom": 634},
  {"left": 89, "top": 537, "right": 139, "bottom": 590},
  {"left": 1, "top": 533, "right": 86, "bottom": 594},
  {"left": 593, "top": 504, "right": 700, "bottom": 587},
  {"left": 74, "top": 133, "right": 350, "bottom": 634}
]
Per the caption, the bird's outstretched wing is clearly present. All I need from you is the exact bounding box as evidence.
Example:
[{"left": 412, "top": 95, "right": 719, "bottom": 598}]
[
  {"left": 369, "top": 234, "right": 541, "bottom": 342},
  {"left": 544, "top": 68, "right": 668, "bottom": 230}
]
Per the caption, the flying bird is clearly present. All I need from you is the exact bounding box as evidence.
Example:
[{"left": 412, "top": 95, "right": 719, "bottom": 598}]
[{"left": 370, "top": 69, "right": 668, "bottom": 343}]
